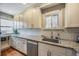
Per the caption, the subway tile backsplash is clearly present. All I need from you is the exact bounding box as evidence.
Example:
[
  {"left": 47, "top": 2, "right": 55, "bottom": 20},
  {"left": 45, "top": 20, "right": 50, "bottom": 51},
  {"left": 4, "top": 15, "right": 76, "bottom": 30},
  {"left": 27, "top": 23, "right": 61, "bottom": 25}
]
[
  {"left": 18, "top": 28, "right": 42, "bottom": 35},
  {"left": 18, "top": 28, "right": 79, "bottom": 41},
  {"left": 42, "top": 29, "right": 79, "bottom": 41}
]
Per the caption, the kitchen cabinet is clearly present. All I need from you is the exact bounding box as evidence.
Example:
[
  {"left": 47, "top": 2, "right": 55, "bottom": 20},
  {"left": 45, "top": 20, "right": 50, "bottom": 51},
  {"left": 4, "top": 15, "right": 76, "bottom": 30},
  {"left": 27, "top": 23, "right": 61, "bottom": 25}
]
[
  {"left": 13, "top": 14, "right": 24, "bottom": 29},
  {"left": 27, "top": 41, "right": 38, "bottom": 56},
  {"left": 18, "top": 38, "right": 27, "bottom": 54},
  {"left": 23, "top": 7, "right": 42, "bottom": 28},
  {"left": 65, "top": 3, "right": 79, "bottom": 28},
  {"left": 65, "top": 48, "right": 76, "bottom": 56},
  {"left": 38, "top": 43, "right": 76, "bottom": 56},
  {"left": 14, "top": 14, "right": 20, "bottom": 21},
  {"left": 24, "top": 8, "right": 33, "bottom": 28},
  {"left": 43, "top": 8, "right": 64, "bottom": 30},
  {"left": 32, "top": 8, "right": 42, "bottom": 28},
  {"left": 0, "top": 40, "right": 1, "bottom": 56},
  {"left": 10, "top": 37, "right": 27, "bottom": 55}
]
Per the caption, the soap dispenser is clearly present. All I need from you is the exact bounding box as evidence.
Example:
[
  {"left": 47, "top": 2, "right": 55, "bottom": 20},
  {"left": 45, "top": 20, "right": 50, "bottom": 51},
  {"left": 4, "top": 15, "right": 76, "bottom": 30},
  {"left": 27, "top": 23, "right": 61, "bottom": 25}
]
[
  {"left": 76, "top": 34, "right": 79, "bottom": 43},
  {"left": 55, "top": 33, "right": 61, "bottom": 43},
  {"left": 55, "top": 33, "right": 60, "bottom": 39}
]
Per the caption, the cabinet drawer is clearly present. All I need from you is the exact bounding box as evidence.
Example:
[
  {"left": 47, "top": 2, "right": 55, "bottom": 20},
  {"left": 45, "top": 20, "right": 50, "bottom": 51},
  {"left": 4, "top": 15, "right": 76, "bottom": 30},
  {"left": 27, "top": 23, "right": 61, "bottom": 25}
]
[{"left": 38, "top": 42, "right": 76, "bottom": 56}]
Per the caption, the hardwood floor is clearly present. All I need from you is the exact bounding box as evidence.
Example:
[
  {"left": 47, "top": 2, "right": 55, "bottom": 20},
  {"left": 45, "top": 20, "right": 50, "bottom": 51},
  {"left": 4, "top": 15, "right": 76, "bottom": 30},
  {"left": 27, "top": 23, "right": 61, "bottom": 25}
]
[{"left": 1, "top": 47, "right": 25, "bottom": 56}]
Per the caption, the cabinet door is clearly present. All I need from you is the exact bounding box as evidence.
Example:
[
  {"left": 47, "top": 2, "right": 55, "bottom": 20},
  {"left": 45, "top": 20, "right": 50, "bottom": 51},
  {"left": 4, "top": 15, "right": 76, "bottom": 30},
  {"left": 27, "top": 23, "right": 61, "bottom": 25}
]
[
  {"left": 23, "top": 11, "right": 29, "bottom": 28},
  {"left": 32, "top": 8, "right": 42, "bottom": 28},
  {"left": 65, "top": 48, "right": 76, "bottom": 56},
  {"left": 10, "top": 37, "right": 27, "bottom": 55},
  {"left": 21, "top": 39, "right": 27, "bottom": 54},
  {"left": 38, "top": 43, "right": 76, "bottom": 56},
  {"left": 24, "top": 7, "right": 42, "bottom": 28},
  {"left": 38, "top": 43, "right": 50, "bottom": 56},
  {"left": 38, "top": 48, "right": 48, "bottom": 56},
  {"left": 49, "top": 45, "right": 65, "bottom": 56},
  {"left": 38, "top": 43, "right": 66, "bottom": 56},
  {"left": 17, "top": 38, "right": 27, "bottom": 54},
  {"left": 65, "top": 3, "right": 79, "bottom": 27},
  {"left": 10, "top": 37, "right": 17, "bottom": 48},
  {"left": 24, "top": 8, "right": 33, "bottom": 28}
]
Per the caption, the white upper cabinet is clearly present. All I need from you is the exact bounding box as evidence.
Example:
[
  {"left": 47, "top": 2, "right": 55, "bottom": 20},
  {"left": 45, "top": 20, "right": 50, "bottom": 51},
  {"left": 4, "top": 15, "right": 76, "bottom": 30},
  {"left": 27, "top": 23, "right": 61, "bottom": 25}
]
[
  {"left": 23, "top": 7, "right": 42, "bottom": 28},
  {"left": 43, "top": 9, "right": 64, "bottom": 29},
  {"left": 65, "top": 3, "right": 79, "bottom": 28},
  {"left": 24, "top": 8, "right": 33, "bottom": 28},
  {"left": 32, "top": 7, "right": 42, "bottom": 28}
]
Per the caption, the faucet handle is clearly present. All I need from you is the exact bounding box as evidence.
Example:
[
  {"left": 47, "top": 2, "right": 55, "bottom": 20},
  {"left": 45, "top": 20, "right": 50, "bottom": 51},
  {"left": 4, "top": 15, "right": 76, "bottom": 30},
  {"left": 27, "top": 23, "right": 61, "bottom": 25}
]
[
  {"left": 55, "top": 36, "right": 59, "bottom": 40},
  {"left": 50, "top": 36, "right": 53, "bottom": 39}
]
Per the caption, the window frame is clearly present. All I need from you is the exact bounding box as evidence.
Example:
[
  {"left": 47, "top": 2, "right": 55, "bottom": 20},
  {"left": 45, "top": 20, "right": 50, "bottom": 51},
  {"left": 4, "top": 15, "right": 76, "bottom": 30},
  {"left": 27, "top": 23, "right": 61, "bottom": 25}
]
[{"left": 44, "top": 10, "right": 60, "bottom": 29}]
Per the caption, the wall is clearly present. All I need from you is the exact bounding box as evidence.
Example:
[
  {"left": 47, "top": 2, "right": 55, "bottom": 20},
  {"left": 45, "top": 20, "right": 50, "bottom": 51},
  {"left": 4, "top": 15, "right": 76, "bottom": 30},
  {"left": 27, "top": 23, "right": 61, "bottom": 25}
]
[{"left": 18, "top": 28, "right": 42, "bottom": 35}]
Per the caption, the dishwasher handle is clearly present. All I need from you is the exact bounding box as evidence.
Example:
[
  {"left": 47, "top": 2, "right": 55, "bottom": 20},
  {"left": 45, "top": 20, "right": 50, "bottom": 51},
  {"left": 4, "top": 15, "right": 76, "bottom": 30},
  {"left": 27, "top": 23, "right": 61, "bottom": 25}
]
[{"left": 27, "top": 41, "right": 38, "bottom": 45}]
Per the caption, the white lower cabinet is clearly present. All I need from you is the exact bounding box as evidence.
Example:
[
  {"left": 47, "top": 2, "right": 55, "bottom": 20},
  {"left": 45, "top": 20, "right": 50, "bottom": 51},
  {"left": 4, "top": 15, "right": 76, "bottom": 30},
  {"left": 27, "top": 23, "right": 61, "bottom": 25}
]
[
  {"left": 10, "top": 37, "right": 76, "bottom": 56},
  {"left": 10, "top": 37, "right": 27, "bottom": 55},
  {"left": 38, "top": 43, "right": 76, "bottom": 56}
]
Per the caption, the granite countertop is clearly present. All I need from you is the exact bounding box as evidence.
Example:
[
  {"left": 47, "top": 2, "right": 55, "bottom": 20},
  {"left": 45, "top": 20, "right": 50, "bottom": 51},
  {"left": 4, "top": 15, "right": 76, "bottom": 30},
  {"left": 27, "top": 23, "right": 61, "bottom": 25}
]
[
  {"left": 11, "top": 34, "right": 79, "bottom": 52},
  {"left": 11, "top": 34, "right": 42, "bottom": 42}
]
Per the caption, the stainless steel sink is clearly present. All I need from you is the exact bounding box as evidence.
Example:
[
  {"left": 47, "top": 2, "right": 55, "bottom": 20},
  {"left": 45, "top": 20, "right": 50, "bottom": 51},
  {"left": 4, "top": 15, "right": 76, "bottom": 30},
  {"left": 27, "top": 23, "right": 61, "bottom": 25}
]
[
  {"left": 41, "top": 35, "right": 59, "bottom": 43},
  {"left": 42, "top": 38, "right": 59, "bottom": 43}
]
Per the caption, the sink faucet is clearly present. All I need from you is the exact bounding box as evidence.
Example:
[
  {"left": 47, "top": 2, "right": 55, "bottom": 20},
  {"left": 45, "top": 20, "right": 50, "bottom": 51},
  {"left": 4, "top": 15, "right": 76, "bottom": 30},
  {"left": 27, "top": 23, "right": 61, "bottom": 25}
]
[
  {"left": 50, "top": 31, "right": 53, "bottom": 39},
  {"left": 54, "top": 33, "right": 60, "bottom": 39},
  {"left": 55, "top": 33, "right": 61, "bottom": 44}
]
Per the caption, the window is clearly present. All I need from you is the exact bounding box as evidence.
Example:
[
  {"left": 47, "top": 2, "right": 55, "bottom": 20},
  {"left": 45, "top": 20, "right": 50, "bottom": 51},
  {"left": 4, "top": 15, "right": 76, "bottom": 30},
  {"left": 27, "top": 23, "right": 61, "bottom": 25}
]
[
  {"left": 0, "top": 18, "right": 24, "bottom": 34},
  {"left": 0, "top": 18, "right": 14, "bottom": 34},
  {"left": 45, "top": 15, "right": 52, "bottom": 28},
  {"left": 45, "top": 14, "right": 59, "bottom": 29},
  {"left": 51, "top": 14, "right": 59, "bottom": 28}
]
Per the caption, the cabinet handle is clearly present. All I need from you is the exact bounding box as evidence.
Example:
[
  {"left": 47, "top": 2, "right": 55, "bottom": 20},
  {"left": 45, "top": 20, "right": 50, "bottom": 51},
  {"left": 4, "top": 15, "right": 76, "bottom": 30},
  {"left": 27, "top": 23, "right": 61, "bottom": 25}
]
[{"left": 47, "top": 51, "right": 51, "bottom": 56}]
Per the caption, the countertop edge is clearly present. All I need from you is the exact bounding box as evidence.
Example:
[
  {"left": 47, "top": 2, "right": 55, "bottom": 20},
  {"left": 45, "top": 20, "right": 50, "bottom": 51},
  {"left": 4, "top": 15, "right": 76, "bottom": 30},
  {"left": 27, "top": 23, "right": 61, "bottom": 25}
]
[{"left": 11, "top": 35, "right": 77, "bottom": 52}]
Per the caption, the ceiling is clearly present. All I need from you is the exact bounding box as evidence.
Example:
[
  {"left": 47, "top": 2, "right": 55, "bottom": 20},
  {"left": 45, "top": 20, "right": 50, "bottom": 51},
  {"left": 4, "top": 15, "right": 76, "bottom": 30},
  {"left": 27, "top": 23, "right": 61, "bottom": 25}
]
[
  {"left": 0, "top": 3, "right": 59, "bottom": 15},
  {"left": 0, "top": 3, "right": 35, "bottom": 15}
]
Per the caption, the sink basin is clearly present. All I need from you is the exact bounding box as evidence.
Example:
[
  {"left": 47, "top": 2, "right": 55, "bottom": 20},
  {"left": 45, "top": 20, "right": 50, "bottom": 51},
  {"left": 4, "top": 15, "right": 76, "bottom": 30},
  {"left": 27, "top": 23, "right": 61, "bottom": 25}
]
[{"left": 42, "top": 38, "right": 59, "bottom": 43}]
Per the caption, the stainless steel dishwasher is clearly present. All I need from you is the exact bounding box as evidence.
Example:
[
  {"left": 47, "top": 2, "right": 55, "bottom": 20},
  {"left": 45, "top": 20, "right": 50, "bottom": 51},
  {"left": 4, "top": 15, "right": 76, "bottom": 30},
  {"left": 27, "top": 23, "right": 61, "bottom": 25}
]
[{"left": 27, "top": 40, "right": 38, "bottom": 56}]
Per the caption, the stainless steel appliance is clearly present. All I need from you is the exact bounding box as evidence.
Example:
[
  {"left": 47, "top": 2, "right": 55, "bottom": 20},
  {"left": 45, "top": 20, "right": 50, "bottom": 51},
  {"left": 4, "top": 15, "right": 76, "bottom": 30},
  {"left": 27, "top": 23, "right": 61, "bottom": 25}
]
[
  {"left": 27, "top": 40, "right": 38, "bottom": 56},
  {"left": 0, "top": 34, "right": 10, "bottom": 50}
]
